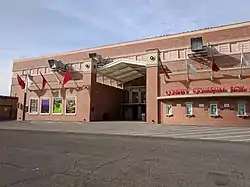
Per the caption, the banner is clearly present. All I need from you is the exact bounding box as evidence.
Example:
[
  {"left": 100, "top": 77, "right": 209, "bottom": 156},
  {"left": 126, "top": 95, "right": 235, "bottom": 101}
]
[
  {"left": 52, "top": 98, "right": 63, "bottom": 114},
  {"left": 66, "top": 96, "right": 76, "bottom": 114},
  {"left": 41, "top": 98, "right": 50, "bottom": 114},
  {"left": 29, "top": 99, "right": 38, "bottom": 114}
]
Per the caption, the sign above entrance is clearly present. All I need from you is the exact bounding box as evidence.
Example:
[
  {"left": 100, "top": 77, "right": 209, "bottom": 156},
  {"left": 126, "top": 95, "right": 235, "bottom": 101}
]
[{"left": 166, "top": 85, "right": 250, "bottom": 96}]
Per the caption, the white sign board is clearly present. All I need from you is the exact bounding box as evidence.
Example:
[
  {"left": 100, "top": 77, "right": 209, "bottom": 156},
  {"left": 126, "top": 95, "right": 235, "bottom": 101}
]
[{"left": 199, "top": 104, "right": 204, "bottom": 108}]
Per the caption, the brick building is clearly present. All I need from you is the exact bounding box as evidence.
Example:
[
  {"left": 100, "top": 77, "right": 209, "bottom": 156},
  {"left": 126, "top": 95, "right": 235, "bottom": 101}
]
[{"left": 11, "top": 21, "right": 250, "bottom": 126}]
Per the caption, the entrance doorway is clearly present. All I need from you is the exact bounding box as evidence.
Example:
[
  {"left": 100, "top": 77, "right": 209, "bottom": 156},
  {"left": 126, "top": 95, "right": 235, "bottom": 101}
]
[
  {"left": 121, "top": 104, "right": 146, "bottom": 121},
  {"left": 132, "top": 105, "right": 139, "bottom": 120}
]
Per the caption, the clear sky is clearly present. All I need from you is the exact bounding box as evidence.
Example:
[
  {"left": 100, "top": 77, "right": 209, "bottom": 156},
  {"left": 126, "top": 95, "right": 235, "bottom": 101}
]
[{"left": 1, "top": 0, "right": 250, "bottom": 95}]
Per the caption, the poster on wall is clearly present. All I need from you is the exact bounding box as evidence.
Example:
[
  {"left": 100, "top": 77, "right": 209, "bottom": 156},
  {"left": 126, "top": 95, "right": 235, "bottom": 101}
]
[
  {"left": 186, "top": 104, "right": 192, "bottom": 115},
  {"left": 29, "top": 99, "right": 38, "bottom": 114},
  {"left": 41, "top": 98, "right": 50, "bottom": 114},
  {"left": 210, "top": 104, "right": 218, "bottom": 115},
  {"left": 66, "top": 96, "right": 76, "bottom": 114},
  {"left": 52, "top": 98, "right": 63, "bottom": 114},
  {"left": 166, "top": 105, "right": 172, "bottom": 115}
]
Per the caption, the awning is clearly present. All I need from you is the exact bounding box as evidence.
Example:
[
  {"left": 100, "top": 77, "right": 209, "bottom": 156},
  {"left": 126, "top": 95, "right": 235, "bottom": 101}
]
[{"left": 97, "top": 58, "right": 146, "bottom": 83}]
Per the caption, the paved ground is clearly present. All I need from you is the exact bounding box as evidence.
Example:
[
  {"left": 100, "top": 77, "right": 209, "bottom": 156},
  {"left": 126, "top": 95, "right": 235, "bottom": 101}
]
[
  {"left": 0, "top": 129, "right": 250, "bottom": 187},
  {"left": 1, "top": 121, "right": 250, "bottom": 142}
]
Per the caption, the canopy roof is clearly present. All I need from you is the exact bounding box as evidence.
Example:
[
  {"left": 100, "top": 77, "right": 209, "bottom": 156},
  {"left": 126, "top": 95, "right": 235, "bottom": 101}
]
[{"left": 97, "top": 58, "right": 146, "bottom": 83}]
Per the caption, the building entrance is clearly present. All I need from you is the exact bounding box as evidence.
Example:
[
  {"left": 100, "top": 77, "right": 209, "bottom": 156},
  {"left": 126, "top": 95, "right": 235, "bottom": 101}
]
[
  {"left": 120, "top": 86, "right": 146, "bottom": 121},
  {"left": 121, "top": 104, "right": 146, "bottom": 121}
]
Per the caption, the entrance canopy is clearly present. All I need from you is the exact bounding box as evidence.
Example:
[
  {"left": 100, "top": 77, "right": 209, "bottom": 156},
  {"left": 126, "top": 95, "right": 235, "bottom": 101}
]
[{"left": 97, "top": 58, "right": 146, "bottom": 83}]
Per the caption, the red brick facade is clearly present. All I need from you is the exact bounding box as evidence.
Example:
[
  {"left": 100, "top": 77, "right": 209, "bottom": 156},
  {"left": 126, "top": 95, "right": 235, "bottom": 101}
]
[{"left": 11, "top": 21, "right": 250, "bottom": 125}]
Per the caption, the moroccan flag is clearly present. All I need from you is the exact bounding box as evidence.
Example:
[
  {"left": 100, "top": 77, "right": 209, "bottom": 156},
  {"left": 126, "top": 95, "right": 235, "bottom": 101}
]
[
  {"left": 212, "top": 55, "right": 220, "bottom": 72},
  {"left": 17, "top": 74, "right": 25, "bottom": 89},
  {"left": 40, "top": 72, "right": 47, "bottom": 90},
  {"left": 62, "top": 71, "right": 72, "bottom": 86},
  {"left": 159, "top": 59, "right": 170, "bottom": 79}
]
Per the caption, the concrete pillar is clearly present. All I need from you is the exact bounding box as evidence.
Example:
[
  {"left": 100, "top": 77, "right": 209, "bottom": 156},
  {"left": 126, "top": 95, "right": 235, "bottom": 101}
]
[
  {"left": 16, "top": 90, "right": 27, "bottom": 121},
  {"left": 146, "top": 49, "right": 160, "bottom": 124},
  {"left": 85, "top": 58, "right": 98, "bottom": 122}
]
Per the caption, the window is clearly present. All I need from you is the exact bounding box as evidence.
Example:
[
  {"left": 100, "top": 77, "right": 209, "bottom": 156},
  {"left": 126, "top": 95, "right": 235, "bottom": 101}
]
[
  {"left": 22, "top": 70, "right": 27, "bottom": 75},
  {"left": 65, "top": 96, "right": 76, "bottom": 115},
  {"left": 29, "top": 98, "right": 39, "bottom": 114},
  {"left": 80, "top": 62, "right": 84, "bottom": 70},
  {"left": 140, "top": 91, "right": 146, "bottom": 103},
  {"left": 44, "top": 67, "right": 48, "bottom": 73},
  {"left": 37, "top": 68, "right": 41, "bottom": 74},
  {"left": 238, "top": 103, "right": 247, "bottom": 116},
  {"left": 47, "top": 67, "right": 52, "bottom": 73},
  {"left": 27, "top": 69, "right": 32, "bottom": 75},
  {"left": 210, "top": 103, "right": 218, "bottom": 116},
  {"left": 31, "top": 68, "right": 38, "bottom": 75},
  {"left": 40, "top": 98, "right": 50, "bottom": 114},
  {"left": 166, "top": 104, "right": 173, "bottom": 116},
  {"left": 75, "top": 63, "right": 81, "bottom": 70},
  {"left": 52, "top": 98, "right": 63, "bottom": 114},
  {"left": 186, "top": 103, "right": 193, "bottom": 116},
  {"left": 40, "top": 67, "right": 45, "bottom": 74},
  {"left": 132, "top": 92, "right": 139, "bottom": 103}
]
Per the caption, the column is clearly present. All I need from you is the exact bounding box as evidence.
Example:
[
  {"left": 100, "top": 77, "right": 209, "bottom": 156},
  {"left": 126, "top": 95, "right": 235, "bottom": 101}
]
[{"left": 146, "top": 49, "right": 160, "bottom": 124}]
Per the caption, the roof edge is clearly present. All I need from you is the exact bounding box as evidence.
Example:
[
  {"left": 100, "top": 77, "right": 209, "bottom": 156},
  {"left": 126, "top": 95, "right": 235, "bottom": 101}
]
[{"left": 14, "top": 21, "right": 250, "bottom": 63}]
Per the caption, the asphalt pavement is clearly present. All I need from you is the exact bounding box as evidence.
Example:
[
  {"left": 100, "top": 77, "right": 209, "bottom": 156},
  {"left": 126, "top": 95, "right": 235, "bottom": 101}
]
[
  {"left": 1, "top": 121, "right": 250, "bottom": 142},
  {"left": 0, "top": 129, "right": 250, "bottom": 187}
]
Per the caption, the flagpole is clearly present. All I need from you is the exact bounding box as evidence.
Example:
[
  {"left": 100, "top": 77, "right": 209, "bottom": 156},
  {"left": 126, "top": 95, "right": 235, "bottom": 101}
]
[
  {"left": 70, "top": 71, "right": 79, "bottom": 88},
  {"left": 40, "top": 71, "right": 52, "bottom": 90},
  {"left": 22, "top": 74, "right": 28, "bottom": 121},
  {"left": 210, "top": 45, "right": 214, "bottom": 81},
  {"left": 158, "top": 53, "right": 170, "bottom": 82},
  {"left": 239, "top": 46, "right": 244, "bottom": 79},
  {"left": 185, "top": 48, "right": 190, "bottom": 81},
  {"left": 26, "top": 71, "right": 40, "bottom": 90}
]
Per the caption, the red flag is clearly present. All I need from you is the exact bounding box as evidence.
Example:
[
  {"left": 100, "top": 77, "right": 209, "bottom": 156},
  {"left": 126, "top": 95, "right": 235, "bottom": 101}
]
[
  {"left": 212, "top": 55, "right": 220, "bottom": 72},
  {"left": 159, "top": 59, "right": 170, "bottom": 79},
  {"left": 17, "top": 74, "right": 25, "bottom": 89},
  {"left": 40, "top": 72, "right": 47, "bottom": 90},
  {"left": 63, "top": 71, "right": 72, "bottom": 86}
]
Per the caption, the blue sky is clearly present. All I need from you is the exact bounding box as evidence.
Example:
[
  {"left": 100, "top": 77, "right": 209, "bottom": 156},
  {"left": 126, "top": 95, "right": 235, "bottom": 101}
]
[{"left": 0, "top": 0, "right": 250, "bottom": 95}]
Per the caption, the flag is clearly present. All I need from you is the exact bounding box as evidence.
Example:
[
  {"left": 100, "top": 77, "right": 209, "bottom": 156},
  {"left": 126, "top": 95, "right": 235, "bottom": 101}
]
[
  {"left": 239, "top": 47, "right": 250, "bottom": 79},
  {"left": 185, "top": 49, "right": 196, "bottom": 81},
  {"left": 188, "top": 63, "right": 197, "bottom": 74},
  {"left": 159, "top": 58, "right": 170, "bottom": 79},
  {"left": 240, "top": 48, "right": 250, "bottom": 66},
  {"left": 17, "top": 74, "right": 25, "bottom": 89},
  {"left": 62, "top": 71, "right": 72, "bottom": 86},
  {"left": 211, "top": 55, "right": 220, "bottom": 72},
  {"left": 26, "top": 73, "right": 33, "bottom": 90},
  {"left": 40, "top": 72, "right": 47, "bottom": 90}
]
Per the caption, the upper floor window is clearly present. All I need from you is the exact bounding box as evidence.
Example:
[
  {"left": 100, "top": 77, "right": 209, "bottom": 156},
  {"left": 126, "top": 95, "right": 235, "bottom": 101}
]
[{"left": 31, "top": 68, "right": 38, "bottom": 75}]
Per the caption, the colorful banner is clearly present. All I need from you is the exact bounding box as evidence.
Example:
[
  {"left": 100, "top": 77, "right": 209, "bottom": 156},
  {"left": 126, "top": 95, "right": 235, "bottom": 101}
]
[
  {"left": 41, "top": 98, "right": 50, "bottom": 114},
  {"left": 52, "top": 98, "right": 63, "bottom": 114},
  {"left": 66, "top": 97, "right": 76, "bottom": 114},
  {"left": 29, "top": 99, "right": 38, "bottom": 114}
]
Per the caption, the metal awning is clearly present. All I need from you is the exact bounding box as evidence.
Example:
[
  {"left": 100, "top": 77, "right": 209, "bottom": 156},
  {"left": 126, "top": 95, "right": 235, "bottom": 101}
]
[{"left": 97, "top": 58, "right": 146, "bottom": 83}]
